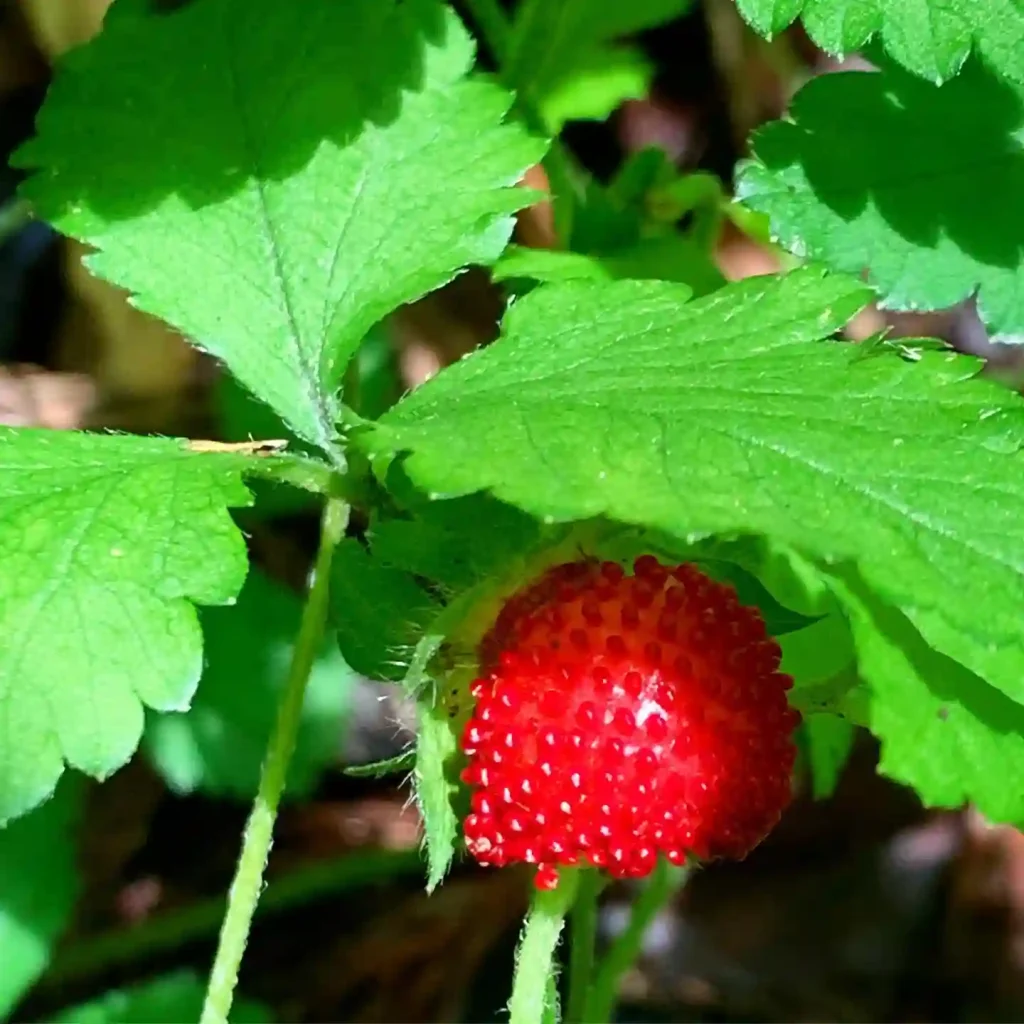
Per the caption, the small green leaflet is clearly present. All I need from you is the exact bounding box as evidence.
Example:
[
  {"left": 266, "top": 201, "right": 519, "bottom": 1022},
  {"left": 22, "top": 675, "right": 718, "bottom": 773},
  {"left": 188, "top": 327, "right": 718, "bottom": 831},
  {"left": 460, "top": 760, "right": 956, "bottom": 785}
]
[
  {"left": 495, "top": 238, "right": 724, "bottom": 298},
  {"left": 0, "top": 428, "right": 252, "bottom": 823},
  {"left": 802, "top": 714, "right": 856, "bottom": 799},
  {"left": 329, "top": 539, "right": 440, "bottom": 683},
  {"left": 399, "top": 629, "right": 461, "bottom": 892},
  {"left": 416, "top": 701, "right": 461, "bottom": 892},
  {"left": 494, "top": 247, "right": 623, "bottom": 286},
  {"left": 507, "top": 0, "right": 693, "bottom": 128},
  {"left": 50, "top": 970, "right": 272, "bottom": 1024},
  {"left": 144, "top": 570, "right": 352, "bottom": 800},
  {"left": 538, "top": 47, "right": 650, "bottom": 129},
  {"left": 536, "top": 152, "right": 726, "bottom": 297},
  {"left": 734, "top": 0, "right": 1024, "bottom": 85},
  {"left": 358, "top": 267, "right": 1024, "bottom": 712},
  {"left": 369, "top": 492, "right": 542, "bottom": 592},
  {"left": 15, "top": 0, "right": 542, "bottom": 453},
  {"left": 0, "top": 780, "right": 80, "bottom": 1018},
  {"left": 737, "top": 59, "right": 1024, "bottom": 335},
  {"left": 828, "top": 568, "right": 1024, "bottom": 823}
]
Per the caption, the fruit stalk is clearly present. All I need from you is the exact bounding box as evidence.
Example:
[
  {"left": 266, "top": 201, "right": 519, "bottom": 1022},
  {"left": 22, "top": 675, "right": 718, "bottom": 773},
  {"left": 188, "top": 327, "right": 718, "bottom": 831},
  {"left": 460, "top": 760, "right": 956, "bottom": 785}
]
[
  {"left": 584, "top": 859, "right": 689, "bottom": 1023},
  {"left": 565, "top": 867, "right": 601, "bottom": 1024},
  {"left": 508, "top": 867, "right": 580, "bottom": 1024}
]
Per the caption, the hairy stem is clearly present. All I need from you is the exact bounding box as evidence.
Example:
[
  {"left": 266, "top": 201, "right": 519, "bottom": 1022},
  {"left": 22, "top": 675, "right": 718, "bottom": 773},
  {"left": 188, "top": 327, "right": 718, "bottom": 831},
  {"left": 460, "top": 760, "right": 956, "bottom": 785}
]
[
  {"left": 565, "top": 868, "right": 600, "bottom": 1024},
  {"left": 509, "top": 869, "right": 580, "bottom": 1024},
  {"left": 200, "top": 493, "right": 349, "bottom": 1024},
  {"left": 584, "top": 860, "right": 690, "bottom": 1024}
]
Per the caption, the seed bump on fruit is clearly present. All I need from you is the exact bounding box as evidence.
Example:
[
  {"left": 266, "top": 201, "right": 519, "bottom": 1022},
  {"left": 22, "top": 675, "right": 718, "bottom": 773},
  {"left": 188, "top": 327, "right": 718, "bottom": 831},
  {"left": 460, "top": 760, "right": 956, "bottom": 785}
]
[{"left": 461, "top": 557, "right": 799, "bottom": 888}]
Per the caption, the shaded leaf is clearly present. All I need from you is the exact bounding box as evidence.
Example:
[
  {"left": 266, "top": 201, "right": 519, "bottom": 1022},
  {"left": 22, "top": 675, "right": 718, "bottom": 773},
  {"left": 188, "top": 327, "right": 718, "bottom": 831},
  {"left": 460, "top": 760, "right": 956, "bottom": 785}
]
[
  {"left": 738, "top": 60, "right": 1024, "bottom": 334},
  {"left": 370, "top": 492, "right": 542, "bottom": 592},
  {"left": 828, "top": 567, "right": 1024, "bottom": 823},
  {"left": 329, "top": 539, "right": 440, "bottom": 682}
]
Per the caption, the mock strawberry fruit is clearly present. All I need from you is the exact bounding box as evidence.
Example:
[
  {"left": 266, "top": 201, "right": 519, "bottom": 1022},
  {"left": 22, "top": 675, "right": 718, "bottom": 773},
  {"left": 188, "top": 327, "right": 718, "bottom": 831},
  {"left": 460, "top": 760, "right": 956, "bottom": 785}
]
[{"left": 460, "top": 556, "right": 799, "bottom": 890}]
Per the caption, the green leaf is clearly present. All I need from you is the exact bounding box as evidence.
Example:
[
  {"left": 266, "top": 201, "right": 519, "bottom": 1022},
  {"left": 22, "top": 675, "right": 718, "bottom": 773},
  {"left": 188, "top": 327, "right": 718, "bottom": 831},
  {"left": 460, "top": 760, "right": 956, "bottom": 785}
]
[
  {"left": 144, "top": 569, "right": 352, "bottom": 800},
  {"left": 49, "top": 970, "right": 271, "bottom": 1024},
  {"left": 370, "top": 492, "right": 542, "bottom": 592},
  {"left": 496, "top": 237, "right": 724, "bottom": 297},
  {"left": 737, "top": 59, "right": 1024, "bottom": 335},
  {"left": 734, "top": 0, "right": 1024, "bottom": 84},
  {"left": 510, "top": 0, "right": 693, "bottom": 86},
  {"left": 802, "top": 713, "right": 855, "bottom": 799},
  {"left": 538, "top": 45, "right": 650, "bottom": 129},
  {"left": 329, "top": 539, "right": 441, "bottom": 682},
  {"left": 494, "top": 247, "right": 620, "bottom": 286},
  {"left": 509, "top": 0, "right": 693, "bottom": 129},
  {"left": 555, "top": 0, "right": 695, "bottom": 40},
  {"left": 0, "top": 780, "right": 80, "bottom": 1018},
  {"left": 217, "top": 375, "right": 310, "bottom": 457},
  {"left": 828, "top": 568, "right": 1024, "bottom": 823},
  {"left": 16, "top": 0, "right": 542, "bottom": 452},
  {"left": 358, "top": 266, "right": 1024, "bottom": 709},
  {"left": 0, "top": 428, "right": 252, "bottom": 823}
]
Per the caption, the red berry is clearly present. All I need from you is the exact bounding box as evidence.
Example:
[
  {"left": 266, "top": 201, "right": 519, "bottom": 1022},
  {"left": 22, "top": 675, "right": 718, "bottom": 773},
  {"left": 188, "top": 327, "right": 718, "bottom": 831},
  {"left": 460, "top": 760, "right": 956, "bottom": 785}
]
[{"left": 461, "top": 558, "right": 799, "bottom": 888}]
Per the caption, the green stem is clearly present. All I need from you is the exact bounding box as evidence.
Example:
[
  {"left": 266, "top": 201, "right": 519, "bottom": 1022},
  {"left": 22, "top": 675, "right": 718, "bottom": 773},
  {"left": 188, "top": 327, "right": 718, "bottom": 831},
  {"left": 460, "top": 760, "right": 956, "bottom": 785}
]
[
  {"left": 584, "top": 860, "right": 690, "bottom": 1024},
  {"left": 199, "top": 494, "right": 349, "bottom": 1024},
  {"left": 564, "top": 868, "right": 600, "bottom": 1024},
  {"left": 508, "top": 869, "right": 580, "bottom": 1024}
]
